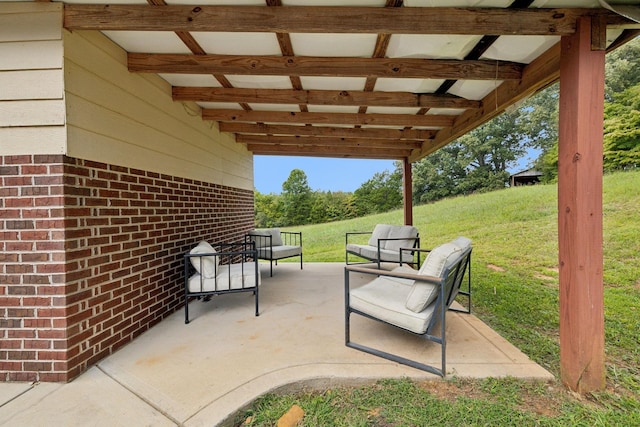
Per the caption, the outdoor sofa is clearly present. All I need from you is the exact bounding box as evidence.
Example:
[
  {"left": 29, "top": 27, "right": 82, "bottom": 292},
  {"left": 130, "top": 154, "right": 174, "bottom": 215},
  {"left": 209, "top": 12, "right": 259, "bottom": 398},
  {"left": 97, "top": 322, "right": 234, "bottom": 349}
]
[
  {"left": 184, "top": 240, "right": 260, "bottom": 323},
  {"left": 344, "top": 236, "right": 472, "bottom": 376},
  {"left": 246, "top": 228, "right": 303, "bottom": 276},
  {"left": 345, "top": 223, "right": 420, "bottom": 268}
]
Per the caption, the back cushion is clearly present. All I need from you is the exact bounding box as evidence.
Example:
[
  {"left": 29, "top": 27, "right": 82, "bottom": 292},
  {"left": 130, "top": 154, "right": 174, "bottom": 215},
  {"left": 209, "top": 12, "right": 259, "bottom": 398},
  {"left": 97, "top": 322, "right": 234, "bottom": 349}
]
[
  {"left": 405, "top": 240, "right": 467, "bottom": 313},
  {"left": 250, "top": 228, "right": 283, "bottom": 247},
  {"left": 451, "top": 236, "right": 472, "bottom": 251},
  {"left": 384, "top": 225, "right": 418, "bottom": 251},
  {"left": 190, "top": 241, "right": 218, "bottom": 278},
  {"left": 405, "top": 281, "right": 439, "bottom": 313},
  {"left": 418, "top": 242, "right": 465, "bottom": 277},
  {"left": 367, "top": 224, "right": 418, "bottom": 251},
  {"left": 367, "top": 224, "right": 391, "bottom": 247}
]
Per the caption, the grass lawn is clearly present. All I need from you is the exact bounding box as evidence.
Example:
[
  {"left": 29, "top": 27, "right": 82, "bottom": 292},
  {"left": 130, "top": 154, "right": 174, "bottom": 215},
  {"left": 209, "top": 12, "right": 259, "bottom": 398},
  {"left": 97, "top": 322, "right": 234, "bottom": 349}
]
[{"left": 237, "top": 170, "right": 640, "bottom": 426}]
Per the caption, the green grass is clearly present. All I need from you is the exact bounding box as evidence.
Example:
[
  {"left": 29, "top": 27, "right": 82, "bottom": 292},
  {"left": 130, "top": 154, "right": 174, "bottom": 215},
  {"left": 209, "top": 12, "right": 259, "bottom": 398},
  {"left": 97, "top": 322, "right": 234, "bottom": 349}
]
[{"left": 239, "top": 170, "right": 640, "bottom": 426}]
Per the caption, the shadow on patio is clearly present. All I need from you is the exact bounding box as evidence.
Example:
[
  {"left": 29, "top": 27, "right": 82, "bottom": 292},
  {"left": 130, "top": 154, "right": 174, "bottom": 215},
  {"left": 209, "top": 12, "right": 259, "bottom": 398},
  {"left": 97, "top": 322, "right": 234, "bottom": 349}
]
[{"left": 0, "top": 262, "right": 552, "bottom": 427}]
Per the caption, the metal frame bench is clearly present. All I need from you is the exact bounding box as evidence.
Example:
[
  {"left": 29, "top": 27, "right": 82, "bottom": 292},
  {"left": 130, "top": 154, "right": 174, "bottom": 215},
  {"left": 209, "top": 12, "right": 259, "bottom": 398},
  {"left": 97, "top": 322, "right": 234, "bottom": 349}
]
[
  {"left": 345, "top": 237, "right": 472, "bottom": 377},
  {"left": 184, "top": 240, "right": 260, "bottom": 324},
  {"left": 246, "top": 228, "right": 303, "bottom": 277}
]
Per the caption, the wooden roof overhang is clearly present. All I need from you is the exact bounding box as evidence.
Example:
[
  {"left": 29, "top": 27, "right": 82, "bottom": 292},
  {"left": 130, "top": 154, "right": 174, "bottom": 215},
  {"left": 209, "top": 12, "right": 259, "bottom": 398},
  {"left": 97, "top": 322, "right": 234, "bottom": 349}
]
[
  {"left": 60, "top": 1, "right": 640, "bottom": 394},
  {"left": 62, "top": 1, "right": 640, "bottom": 162}
]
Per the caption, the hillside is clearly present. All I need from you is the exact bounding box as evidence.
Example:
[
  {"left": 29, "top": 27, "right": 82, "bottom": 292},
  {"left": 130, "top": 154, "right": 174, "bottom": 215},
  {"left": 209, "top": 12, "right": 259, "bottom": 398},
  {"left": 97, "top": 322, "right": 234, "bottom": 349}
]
[{"left": 290, "top": 170, "right": 640, "bottom": 392}]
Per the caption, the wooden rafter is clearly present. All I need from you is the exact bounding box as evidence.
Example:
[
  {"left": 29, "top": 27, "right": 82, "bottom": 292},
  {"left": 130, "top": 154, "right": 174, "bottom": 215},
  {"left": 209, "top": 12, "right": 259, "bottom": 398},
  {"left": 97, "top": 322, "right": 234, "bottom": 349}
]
[
  {"left": 236, "top": 135, "right": 422, "bottom": 150},
  {"left": 173, "top": 87, "right": 481, "bottom": 109},
  {"left": 219, "top": 123, "right": 436, "bottom": 141},
  {"left": 130, "top": 53, "right": 523, "bottom": 80},
  {"left": 64, "top": 6, "right": 627, "bottom": 35},
  {"left": 205, "top": 110, "right": 454, "bottom": 127},
  {"left": 246, "top": 144, "right": 412, "bottom": 159}
]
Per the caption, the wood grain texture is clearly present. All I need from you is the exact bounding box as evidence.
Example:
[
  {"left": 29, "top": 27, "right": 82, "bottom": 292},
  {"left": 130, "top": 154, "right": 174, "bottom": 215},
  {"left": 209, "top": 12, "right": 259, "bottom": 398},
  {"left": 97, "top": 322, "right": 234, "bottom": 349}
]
[
  {"left": 205, "top": 109, "right": 454, "bottom": 127},
  {"left": 220, "top": 123, "right": 436, "bottom": 140},
  {"left": 557, "top": 16, "right": 605, "bottom": 394},
  {"left": 64, "top": 5, "right": 622, "bottom": 35},
  {"left": 173, "top": 87, "right": 481, "bottom": 109},
  {"left": 130, "top": 53, "right": 523, "bottom": 80}
]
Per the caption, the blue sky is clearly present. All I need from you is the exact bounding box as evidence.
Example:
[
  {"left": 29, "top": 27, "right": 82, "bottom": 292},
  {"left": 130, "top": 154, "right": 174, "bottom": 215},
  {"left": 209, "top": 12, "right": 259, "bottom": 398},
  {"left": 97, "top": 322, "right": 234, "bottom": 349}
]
[
  {"left": 254, "top": 156, "right": 396, "bottom": 194},
  {"left": 254, "top": 151, "right": 540, "bottom": 194}
]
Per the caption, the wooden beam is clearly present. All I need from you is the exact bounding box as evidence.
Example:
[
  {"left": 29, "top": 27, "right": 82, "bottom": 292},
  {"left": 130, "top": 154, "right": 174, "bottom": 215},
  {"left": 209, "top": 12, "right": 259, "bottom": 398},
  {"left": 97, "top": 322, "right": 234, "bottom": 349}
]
[
  {"left": 412, "top": 41, "right": 561, "bottom": 161},
  {"left": 173, "top": 87, "right": 481, "bottom": 109},
  {"left": 220, "top": 123, "right": 436, "bottom": 140},
  {"left": 130, "top": 53, "right": 523, "bottom": 80},
  {"left": 558, "top": 16, "right": 605, "bottom": 393},
  {"left": 64, "top": 5, "right": 626, "bottom": 35},
  {"left": 205, "top": 109, "right": 454, "bottom": 127},
  {"left": 246, "top": 143, "right": 411, "bottom": 159},
  {"left": 236, "top": 134, "right": 422, "bottom": 150},
  {"left": 402, "top": 157, "right": 413, "bottom": 226}
]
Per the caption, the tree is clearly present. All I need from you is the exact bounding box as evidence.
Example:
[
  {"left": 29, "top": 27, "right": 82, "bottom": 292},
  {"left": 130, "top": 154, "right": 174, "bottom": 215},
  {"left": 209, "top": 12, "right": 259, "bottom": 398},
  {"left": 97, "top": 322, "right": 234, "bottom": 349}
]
[
  {"left": 254, "top": 190, "right": 282, "bottom": 228},
  {"left": 605, "top": 37, "right": 640, "bottom": 101},
  {"left": 281, "top": 169, "right": 313, "bottom": 226},
  {"left": 412, "top": 144, "right": 467, "bottom": 203},
  {"left": 603, "top": 84, "right": 640, "bottom": 171},
  {"left": 353, "top": 167, "right": 403, "bottom": 215},
  {"left": 534, "top": 39, "right": 640, "bottom": 180}
]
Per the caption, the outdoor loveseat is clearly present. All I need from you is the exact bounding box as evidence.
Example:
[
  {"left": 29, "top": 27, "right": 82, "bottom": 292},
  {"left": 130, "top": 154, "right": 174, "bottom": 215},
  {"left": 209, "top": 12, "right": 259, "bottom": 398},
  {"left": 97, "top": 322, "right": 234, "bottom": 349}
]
[
  {"left": 246, "top": 228, "right": 303, "bottom": 276},
  {"left": 184, "top": 240, "right": 261, "bottom": 323},
  {"left": 344, "top": 236, "right": 472, "bottom": 376},
  {"left": 345, "top": 224, "right": 420, "bottom": 268}
]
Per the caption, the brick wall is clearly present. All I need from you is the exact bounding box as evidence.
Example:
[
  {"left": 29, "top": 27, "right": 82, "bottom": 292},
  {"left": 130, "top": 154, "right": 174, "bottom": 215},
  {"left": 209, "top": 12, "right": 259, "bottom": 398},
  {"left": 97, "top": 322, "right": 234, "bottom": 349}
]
[{"left": 0, "top": 155, "right": 254, "bottom": 381}]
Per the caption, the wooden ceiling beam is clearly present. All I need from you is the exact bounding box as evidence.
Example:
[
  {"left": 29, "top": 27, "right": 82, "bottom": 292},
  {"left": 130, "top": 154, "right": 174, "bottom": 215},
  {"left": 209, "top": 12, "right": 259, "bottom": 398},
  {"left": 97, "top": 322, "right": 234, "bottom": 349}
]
[
  {"left": 130, "top": 53, "right": 523, "bottom": 80},
  {"left": 220, "top": 123, "right": 436, "bottom": 140},
  {"left": 246, "top": 143, "right": 412, "bottom": 159},
  {"left": 64, "top": 5, "right": 627, "bottom": 35},
  {"left": 205, "top": 109, "right": 454, "bottom": 127},
  {"left": 173, "top": 87, "right": 481, "bottom": 109},
  {"left": 236, "top": 135, "right": 422, "bottom": 150}
]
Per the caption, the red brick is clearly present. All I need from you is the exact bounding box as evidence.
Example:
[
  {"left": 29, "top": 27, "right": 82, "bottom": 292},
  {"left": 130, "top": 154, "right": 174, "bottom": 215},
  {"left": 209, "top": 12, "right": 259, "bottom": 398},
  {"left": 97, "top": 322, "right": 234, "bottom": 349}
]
[
  {"left": 25, "top": 340, "right": 51, "bottom": 350},
  {"left": 37, "top": 351, "right": 66, "bottom": 361},
  {"left": 24, "top": 318, "right": 52, "bottom": 328},
  {"left": 24, "top": 361, "right": 53, "bottom": 371},
  {"left": 7, "top": 351, "right": 36, "bottom": 360},
  {"left": 7, "top": 372, "right": 40, "bottom": 382},
  {"left": 7, "top": 308, "right": 34, "bottom": 317},
  {"left": 0, "top": 340, "right": 22, "bottom": 349},
  {"left": 8, "top": 286, "right": 35, "bottom": 295},
  {"left": 8, "top": 329, "right": 36, "bottom": 339}
]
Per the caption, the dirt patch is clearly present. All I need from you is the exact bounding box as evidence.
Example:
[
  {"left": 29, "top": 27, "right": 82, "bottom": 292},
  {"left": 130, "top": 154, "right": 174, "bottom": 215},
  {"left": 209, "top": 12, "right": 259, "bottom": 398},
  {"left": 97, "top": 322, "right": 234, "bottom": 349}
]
[
  {"left": 487, "top": 264, "right": 505, "bottom": 272},
  {"left": 418, "top": 380, "right": 563, "bottom": 418}
]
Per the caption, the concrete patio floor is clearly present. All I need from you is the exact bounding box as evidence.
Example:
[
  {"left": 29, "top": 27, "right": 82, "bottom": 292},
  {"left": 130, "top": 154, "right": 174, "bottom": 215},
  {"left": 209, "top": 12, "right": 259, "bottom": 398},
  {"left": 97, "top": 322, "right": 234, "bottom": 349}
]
[{"left": 0, "top": 262, "right": 553, "bottom": 426}]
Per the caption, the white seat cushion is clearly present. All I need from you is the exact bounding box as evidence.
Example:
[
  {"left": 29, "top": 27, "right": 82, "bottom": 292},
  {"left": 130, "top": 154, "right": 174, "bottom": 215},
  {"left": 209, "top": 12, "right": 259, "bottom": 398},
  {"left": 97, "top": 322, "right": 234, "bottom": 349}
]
[
  {"left": 347, "top": 243, "right": 415, "bottom": 263},
  {"left": 187, "top": 262, "right": 260, "bottom": 292},
  {"left": 350, "top": 276, "right": 436, "bottom": 335},
  {"left": 257, "top": 245, "right": 302, "bottom": 260}
]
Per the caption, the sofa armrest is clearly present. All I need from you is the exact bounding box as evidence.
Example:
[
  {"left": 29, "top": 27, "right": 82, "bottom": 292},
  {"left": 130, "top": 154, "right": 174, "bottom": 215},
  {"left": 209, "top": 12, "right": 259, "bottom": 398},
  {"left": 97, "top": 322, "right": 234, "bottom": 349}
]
[
  {"left": 344, "top": 264, "right": 442, "bottom": 285},
  {"left": 345, "top": 231, "right": 372, "bottom": 246},
  {"left": 280, "top": 231, "right": 302, "bottom": 247}
]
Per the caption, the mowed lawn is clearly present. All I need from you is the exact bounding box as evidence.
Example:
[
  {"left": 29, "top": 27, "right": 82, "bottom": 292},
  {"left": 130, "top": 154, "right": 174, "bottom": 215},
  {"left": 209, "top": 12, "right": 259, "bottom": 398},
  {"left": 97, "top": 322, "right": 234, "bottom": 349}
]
[{"left": 239, "top": 170, "right": 640, "bottom": 426}]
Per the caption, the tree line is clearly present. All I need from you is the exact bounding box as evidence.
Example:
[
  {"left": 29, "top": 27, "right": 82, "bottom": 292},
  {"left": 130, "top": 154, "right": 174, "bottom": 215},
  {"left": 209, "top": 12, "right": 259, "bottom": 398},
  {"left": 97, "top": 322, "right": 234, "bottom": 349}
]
[{"left": 255, "top": 38, "right": 640, "bottom": 228}]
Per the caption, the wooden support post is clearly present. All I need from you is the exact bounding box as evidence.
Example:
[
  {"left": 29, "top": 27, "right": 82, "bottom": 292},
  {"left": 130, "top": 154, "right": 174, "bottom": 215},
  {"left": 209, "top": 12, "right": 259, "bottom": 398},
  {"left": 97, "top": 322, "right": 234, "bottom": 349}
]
[
  {"left": 402, "top": 157, "right": 413, "bottom": 226},
  {"left": 558, "top": 16, "right": 605, "bottom": 393}
]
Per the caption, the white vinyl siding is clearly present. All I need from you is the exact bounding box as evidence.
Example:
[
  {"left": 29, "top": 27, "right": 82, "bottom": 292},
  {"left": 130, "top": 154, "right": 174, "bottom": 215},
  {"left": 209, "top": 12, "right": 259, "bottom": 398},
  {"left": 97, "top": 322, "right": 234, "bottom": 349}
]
[
  {"left": 64, "top": 30, "right": 254, "bottom": 190},
  {"left": 0, "top": 3, "right": 66, "bottom": 154}
]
